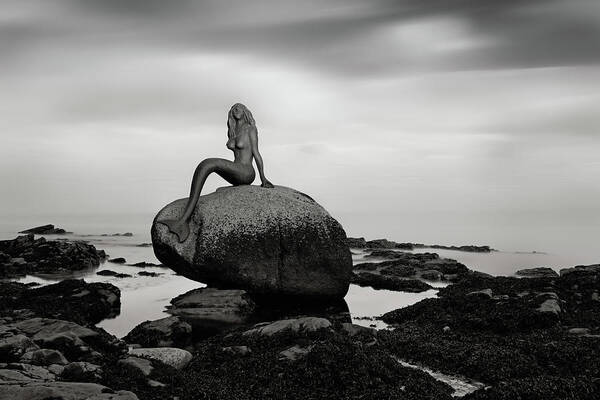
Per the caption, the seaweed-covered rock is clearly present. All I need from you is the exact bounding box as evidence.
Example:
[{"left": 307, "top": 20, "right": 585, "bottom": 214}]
[
  {"left": 152, "top": 186, "right": 352, "bottom": 298},
  {"left": 0, "top": 280, "right": 120, "bottom": 325},
  {"left": 515, "top": 267, "right": 559, "bottom": 278},
  {"left": 0, "top": 234, "right": 102, "bottom": 278},
  {"left": 123, "top": 316, "right": 192, "bottom": 348},
  {"left": 351, "top": 272, "right": 433, "bottom": 292}
]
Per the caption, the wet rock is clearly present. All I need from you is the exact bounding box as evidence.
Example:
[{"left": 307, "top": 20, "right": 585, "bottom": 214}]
[
  {"left": 537, "top": 299, "right": 561, "bottom": 315},
  {"left": 118, "top": 356, "right": 153, "bottom": 376},
  {"left": 0, "top": 334, "right": 40, "bottom": 362},
  {"left": 19, "top": 224, "right": 68, "bottom": 235},
  {"left": 97, "top": 270, "right": 132, "bottom": 278},
  {"left": 0, "top": 362, "right": 57, "bottom": 382},
  {"left": 0, "top": 234, "right": 102, "bottom": 278},
  {"left": 346, "top": 237, "right": 367, "bottom": 248},
  {"left": 108, "top": 257, "right": 127, "bottom": 264},
  {"left": 355, "top": 251, "right": 470, "bottom": 289},
  {"left": 222, "top": 346, "right": 251, "bottom": 356},
  {"left": 278, "top": 344, "right": 314, "bottom": 362},
  {"left": 340, "top": 323, "right": 377, "bottom": 338},
  {"left": 516, "top": 267, "right": 559, "bottom": 278},
  {"left": 0, "top": 280, "right": 120, "bottom": 325},
  {"left": 559, "top": 264, "right": 600, "bottom": 276},
  {"left": 166, "top": 288, "right": 256, "bottom": 333},
  {"left": 20, "top": 348, "right": 68, "bottom": 366},
  {"left": 129, "top": 347, "right": 192, "bottom": 370},
  {"left": 61, "top": 361, "right": 103, "bottom": 380},
  {"left": 124, "top": 316, "right": 192, "bottom": 348},
  {"left": 428, "top": 244, "right": 492, "bottom": 253},
  {"left": 467, "top": 289, "right": 493, "bottom": 298},
  {"left": 152, "top": 185, "right": 353, "bottom": 298},
  {"left": 0, "top": 381, "right": 138, "bottom": 399},
  {"left": 137, "top": 271, "right": 162, "bottom": 277},
  {"left": 351, "top": 272, "right": 433, "bottom": 292},
  {"left": 129, "top": 262, "right": 161, "bottom": 268},
  {"left": 243, "top": 317, "right": 332, "bottom": 337},
  {"left": 365, "top": 238, "right": 402, "bottom": 249},
  {"left": 568, "top": 327, "right": 590, "bottom": 335}
]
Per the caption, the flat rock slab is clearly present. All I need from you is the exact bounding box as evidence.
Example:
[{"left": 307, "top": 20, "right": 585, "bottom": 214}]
[
  {"left": 166, "top": 287, "right": 256, "bottom": 331},
  {"left": 0, "top": 381, "right": 138, "bottom": 400},
  {"left": 129, "top": 347, "right": 192, "bottom": 370},
  {"left": 243, "top": 317, "right": 332, "bottom": 337},
  {"left": 152, "top": 185, "right": 352, "bottom": 298}
]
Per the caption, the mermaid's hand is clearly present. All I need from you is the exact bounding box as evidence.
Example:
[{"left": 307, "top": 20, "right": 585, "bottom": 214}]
[{"left": 261, "top": 179, "right": 274, "bottom": 188}]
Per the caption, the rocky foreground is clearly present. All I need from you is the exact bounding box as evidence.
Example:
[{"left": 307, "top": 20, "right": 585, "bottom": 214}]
[{"left": 1, "top": 232, "right": 599, "bottom": 399}]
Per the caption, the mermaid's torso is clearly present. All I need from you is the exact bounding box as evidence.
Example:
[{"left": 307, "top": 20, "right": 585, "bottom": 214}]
[{"left": 226, "top": 127, "right": 255, "bottom": 184}]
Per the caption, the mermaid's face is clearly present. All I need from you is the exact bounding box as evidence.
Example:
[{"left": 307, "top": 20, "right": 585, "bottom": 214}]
[{"left": 231, "top": 104, "right": 244, "bottom": 120}]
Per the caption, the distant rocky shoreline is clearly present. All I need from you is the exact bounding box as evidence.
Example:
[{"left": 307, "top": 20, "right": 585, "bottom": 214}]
[{"left": 347, "top": 237, "right": 494, "bottom": 252}]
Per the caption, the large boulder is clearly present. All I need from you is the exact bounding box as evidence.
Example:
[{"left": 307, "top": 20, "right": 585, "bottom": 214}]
[{"left": 152, "top": 185, "right": 352, "bottom": 298}]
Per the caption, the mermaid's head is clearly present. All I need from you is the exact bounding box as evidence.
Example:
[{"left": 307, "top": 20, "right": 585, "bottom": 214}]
[{"left": 227, "top": 103, "right": 255, "bottom": 137}]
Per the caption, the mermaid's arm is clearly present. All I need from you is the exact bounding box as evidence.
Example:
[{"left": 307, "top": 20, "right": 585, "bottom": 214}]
[{"left": 249, "top": 128, "right": 273, "bottom": 188}]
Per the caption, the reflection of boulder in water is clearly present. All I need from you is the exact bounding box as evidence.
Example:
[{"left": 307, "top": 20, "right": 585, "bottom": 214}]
[{"left": 152, "top": 185, "right": 353, "bottom": 299}]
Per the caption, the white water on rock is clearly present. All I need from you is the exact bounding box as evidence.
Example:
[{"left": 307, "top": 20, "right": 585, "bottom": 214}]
[{"left": 396, "top": 359, "right": 486, "bottom": 397}]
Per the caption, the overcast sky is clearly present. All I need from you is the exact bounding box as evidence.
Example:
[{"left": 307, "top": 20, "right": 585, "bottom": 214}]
[{"left": 1, "top": 0, "right": 599, "bottom": 252}]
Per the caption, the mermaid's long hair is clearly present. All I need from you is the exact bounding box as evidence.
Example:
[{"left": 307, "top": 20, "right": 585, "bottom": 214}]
[{"left": 227, "top": 103, "right": 256, "bottom": 138}]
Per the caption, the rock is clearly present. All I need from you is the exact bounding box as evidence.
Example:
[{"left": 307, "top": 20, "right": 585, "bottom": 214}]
[
  {"left": 351, "top": 272, "right": 433, "bottom": 292},
  {"left": 559, "top": 264, "right": 600, "bottom": 276},
  {"left": 152, "top": 185, "right": 352, "bottom": 298},
  {"left": 20, "top": 349, "right": 68, "bottom": 366},
  {"left": 537, "top": 299, "right": 561, "bottom": 315},
  {"left": 129, "top": 262, "right": 161, "bottom": 267},
  {"left": 118, "top": 356, "right": 153, "bottom": 376},
  {"left": 222, "top": 346, "right": 251, "bottom": 356},
  {"left": 346, "top": 237, "right": 367, "bottom": 248},
  {"left": 47, "top": 364, "right": 64, "bottom": 375},
  {"left": 516, "top": 267, "right": 559, "bottom": 278},
  {"left": 365, "top": 239, "right": 400, "bottom": 249},
  {"left": 429, "top": 244, "right": 492, "bottom": 252},
  {"left": 340, "top": 323, "right": 377, "bottom": 338},
  {"left": 467, "top": 289, "right": 493, "bottom": 298},
  {"left": 568, "top": 327, "right": 590, "bottom": 335},
  {"left": 243, "top": 317, "right": 332, "bottom": 336},
  {"left": 442, "top": 326, "right": 451, "bottom": 333},
  {"left": 129, "top": 347, "right": 192, "bottom": 370},
  {"left": 5, "top": 317, "right": 124, "bottom": 363},
  {"left": 124, "top": 316, "right": 192, "bottom": 348},
  {"left": 0, "top": 280, "right": 121, "bottom": 325},
  {"left": 97, "top": 270, "right": 132, "bottom": 278},
  {"left": 147, "top": 379, "right": 166, "bottom": 387},
  {"left": 0, "top": 334, "right": 40, "bottom": 362},
  {"left": 137, "top": 271, "right": 162, "bottom": 277},
  {"left": 108, "top": 257, "right": 127, "bottom": 264},
  {"left": 0, "top": 381, "right": 138, "bottom": 399},
  {"left": 278, "top": 344, "right": 314, "bottom": 361},
  {"left": 61, "top": 361, "right": 103, "bottom": 380},
  {"left": 19, "top": 224, "right": 68, "bottom": 235},
  {"left": 0, "top": 235, "right": 102, "bottom": 278},
  {"left": 166, "top": 288, "right": 256, "bottom": 333},
  {"left": 0, "top": 363, "right": 57, "bottom": 382}
]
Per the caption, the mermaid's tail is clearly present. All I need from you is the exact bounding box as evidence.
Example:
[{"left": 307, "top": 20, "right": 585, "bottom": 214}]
[{"left": 158, "top": 219, "right": 190, "bottom": 243}]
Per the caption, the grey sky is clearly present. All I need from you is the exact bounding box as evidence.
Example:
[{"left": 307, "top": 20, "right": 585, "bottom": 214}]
[{"left": 1, "top": 0, "right": 599, "bottom": 252}]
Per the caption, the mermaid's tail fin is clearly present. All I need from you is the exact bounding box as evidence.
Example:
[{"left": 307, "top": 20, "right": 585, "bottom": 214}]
[{"left": 158, "top": 219, "right": 190, "bottom": 243}]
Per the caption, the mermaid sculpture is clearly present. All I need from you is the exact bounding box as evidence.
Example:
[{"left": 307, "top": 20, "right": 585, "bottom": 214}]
[{"left": 159, "top": 103, "right": 274, "bottom": 242}]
